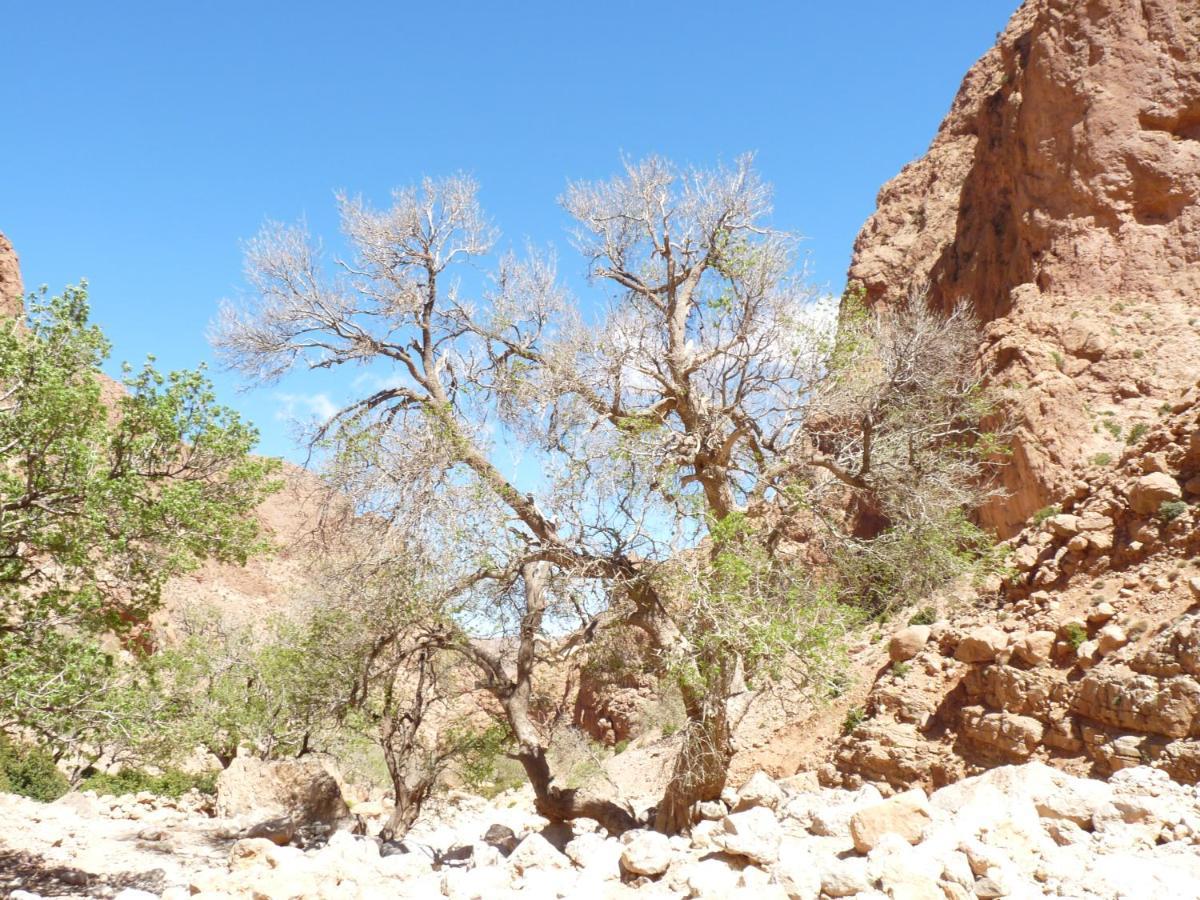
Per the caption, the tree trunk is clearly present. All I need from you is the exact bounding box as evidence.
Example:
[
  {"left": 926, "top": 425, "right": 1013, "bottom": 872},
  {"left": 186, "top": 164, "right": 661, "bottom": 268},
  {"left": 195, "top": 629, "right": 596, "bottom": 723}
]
[
  {"left": 654, "top": 662, "right": 736, "bottom": 834},
  {"left": 498, "top": 561, "right": 639, "bottom": 835}
]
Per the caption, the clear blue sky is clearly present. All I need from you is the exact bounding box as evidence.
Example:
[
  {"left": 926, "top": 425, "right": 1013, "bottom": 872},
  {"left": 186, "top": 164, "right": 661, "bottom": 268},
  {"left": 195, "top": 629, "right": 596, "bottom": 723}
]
[{"left": 2, "top": 1, "right": 1017, "bottom": 461}]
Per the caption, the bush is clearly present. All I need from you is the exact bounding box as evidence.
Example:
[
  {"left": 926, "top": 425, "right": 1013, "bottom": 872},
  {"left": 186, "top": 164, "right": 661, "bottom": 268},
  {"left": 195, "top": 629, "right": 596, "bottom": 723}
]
[
  {"left": 0, "top": 736, "right": 69, "bottom": 802},
  {"left": 908, "top": 607, "right": 937, "bottom": 627},
  {"left": 842, "top": 707, "right": 866, "bottom": 736},
  {"left": 78, "top": 767, "right": 217, "bottom": 799},
  {"left": 1126, "top": 423, "right": 1149, "bottom": 444},
  {"left": 1031, "top": 505, "right": 1061, "bottom": 525},
  {"left": 1159, "top": 500, "right": 1188, "bottom": 523},
  {"left": 1091, "top": 452, "right": 1113, "bottom": 467},
  {"left": 1064, "top": 622, "right": 1088, "bottom": 651}
]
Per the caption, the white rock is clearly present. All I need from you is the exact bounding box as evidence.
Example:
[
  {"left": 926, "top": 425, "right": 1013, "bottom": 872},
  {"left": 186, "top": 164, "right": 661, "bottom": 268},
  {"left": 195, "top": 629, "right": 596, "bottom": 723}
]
[
  {"left": 620, "top": 828, "right": 673, "bottom": 876},
  {"left": 716, "top": 805, "right": 782, "bottom": 865},
  {"left": 735, "top": 770, "right": 785, "bottom": 812},
  {"left": 507, "top": 832, "right": 569, "bottom": 873}
]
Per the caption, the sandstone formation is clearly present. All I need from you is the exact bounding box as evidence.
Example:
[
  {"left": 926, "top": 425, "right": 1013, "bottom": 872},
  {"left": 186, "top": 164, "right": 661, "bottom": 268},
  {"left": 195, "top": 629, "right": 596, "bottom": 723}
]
[
  {"left": 832, "top": 385, "right": 1200, "bottom": 793},
  {"left": 0, "top": 231, "right": 23, "bottom": 320},
  {"left": 848, "top": 0, "right": 1200, "bottom": 535}
]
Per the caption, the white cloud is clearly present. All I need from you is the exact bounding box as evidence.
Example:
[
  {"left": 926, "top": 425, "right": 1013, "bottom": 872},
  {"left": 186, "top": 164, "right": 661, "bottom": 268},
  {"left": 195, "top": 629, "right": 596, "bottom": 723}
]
[{"left": 274, "top": 391, "right": 339, "bottom": 423}]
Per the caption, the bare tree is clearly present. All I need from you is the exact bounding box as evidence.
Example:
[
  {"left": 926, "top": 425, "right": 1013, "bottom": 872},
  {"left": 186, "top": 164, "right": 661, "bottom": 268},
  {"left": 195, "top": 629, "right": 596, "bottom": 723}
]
[{"left": 214, "top": 159, "right": 1000, "bottom": 834}]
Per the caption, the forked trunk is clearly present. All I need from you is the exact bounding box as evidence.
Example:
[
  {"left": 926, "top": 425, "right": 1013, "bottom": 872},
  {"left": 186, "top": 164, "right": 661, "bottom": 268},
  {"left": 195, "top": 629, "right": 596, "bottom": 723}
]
[{"left": 653, "top": 689, "right": 733, "bottom": 834}]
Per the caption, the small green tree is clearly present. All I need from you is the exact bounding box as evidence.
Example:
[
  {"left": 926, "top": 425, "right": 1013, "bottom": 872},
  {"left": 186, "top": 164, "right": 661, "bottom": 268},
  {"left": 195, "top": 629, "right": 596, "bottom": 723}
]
[{"left": 0, "top": 285, "right": 279, "bottom": 759}]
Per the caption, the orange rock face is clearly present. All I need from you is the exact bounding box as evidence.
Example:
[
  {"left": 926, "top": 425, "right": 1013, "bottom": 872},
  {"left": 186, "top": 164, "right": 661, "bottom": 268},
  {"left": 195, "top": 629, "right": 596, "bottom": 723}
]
[
  {"left": 848, "top": 0, "right": 1200, "bottom": 535},
  {"left": 0, "top": 232, "right": 24, "bottom": 320}
]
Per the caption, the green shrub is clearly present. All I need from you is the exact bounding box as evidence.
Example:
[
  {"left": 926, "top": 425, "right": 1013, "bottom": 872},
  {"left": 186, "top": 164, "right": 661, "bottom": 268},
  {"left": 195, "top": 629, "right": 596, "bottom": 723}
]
[
  {"left": 1091, "top": 452, "right": 1113, "bottom": 467},
  {"left": 1031, "top": 505, "right": 1061, "bottom": 525},
  {"left": 0, "top": 736, "right": 69, "bottom": 802},
  {"left": 78, "top": 767, "right": 217, "bottom": 799},
  {"left": 891, "top": 662, "right": 911, "bottom": 679},
  {"left": 1064, "top": 622, "right": 1088, "bottom": 651},
  {"left": 842, "top": 707, "right": 866, "bottom": 736},
  {"left": 1050, "top": 350, "right": 1065, "bottom": 371},
  {"left": 1159, "top": 500, "right": 1188, "bottom": 523},
  {"left": 1103, "top": 419, "right": 1122, "bottom": 440},
  {"left": 1126, "top": 423, "right": 1149, "bottom": 444},
  {"left": 613, "top": 739, "right": 630, "bottom": 754},
  {"left": 908, "top": 607, "right": 937, "bottom": 627}
]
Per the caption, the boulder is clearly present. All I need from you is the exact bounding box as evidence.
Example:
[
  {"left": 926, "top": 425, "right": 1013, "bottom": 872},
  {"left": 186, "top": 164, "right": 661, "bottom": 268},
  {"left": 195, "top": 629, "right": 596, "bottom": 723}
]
[
  {"left": 620, "top": 829, "right": 672, "bottom": 876},
  {"left": 889, "top": 625, "right": 932, "bottom": 662},
  {"left": 734, "top": 771, "right": 785, "bottom": 812},
  {"left": 849, "top": 790, "right": 932, "bottom": 853},
  {"left": 716, "top": 806, "right": 781, "bottom": 865},
  {"left": 955, "top": 627, "right": 1009, "bottom": 663},
  {"left": 216, "top": 756, "right": 349, "bottom": 827},
  {"left": 1128, "top": 473, "right": 1183, "bottom": 515},
  {"left": 507, "top": 832, "right": 569, "bottom": 873},
  {"left": 1013, "top": 631, "right": 1056, "bottom": 667},
  {"left": 482, "top": 823, "right": 519, "bottom": 855}
]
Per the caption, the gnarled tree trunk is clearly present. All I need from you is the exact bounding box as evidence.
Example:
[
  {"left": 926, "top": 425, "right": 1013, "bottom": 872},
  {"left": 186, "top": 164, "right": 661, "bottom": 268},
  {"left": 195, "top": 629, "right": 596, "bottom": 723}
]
[{"left": 653, "top": 660, "right": 735, "bottom": 834}]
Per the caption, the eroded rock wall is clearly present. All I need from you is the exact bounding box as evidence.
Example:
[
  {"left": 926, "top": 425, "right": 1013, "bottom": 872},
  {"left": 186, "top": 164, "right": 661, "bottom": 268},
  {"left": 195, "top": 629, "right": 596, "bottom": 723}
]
[{"left": 848, "top": 0, "right": 1200, "bottom": 535}]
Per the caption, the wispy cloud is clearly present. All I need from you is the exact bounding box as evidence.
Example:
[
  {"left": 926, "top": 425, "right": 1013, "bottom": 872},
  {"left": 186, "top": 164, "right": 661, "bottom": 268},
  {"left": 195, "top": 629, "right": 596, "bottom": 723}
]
[{"left": 274, "top": 391, "right": 339, "bottom": 423}]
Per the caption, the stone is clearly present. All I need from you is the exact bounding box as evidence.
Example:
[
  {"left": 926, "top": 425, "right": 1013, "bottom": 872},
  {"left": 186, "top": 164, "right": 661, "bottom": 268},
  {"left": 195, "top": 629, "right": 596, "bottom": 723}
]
[
  {"left": 1097, "top": 624, "right": 1128, "bottom": 656},
  {"left": 955, "top": 627, "right": 1009, "bottom": 663},
  {"left": 889, "top": 625, "right": 932, "bottom": 662},
  {"left": 482, "top": 822, "right": 519, "bottom": 855},
  {"left": 1013, "top": 631, "right": 1056, "bottom": 667},
  {"left": 242, "top": 815, "right": 294, "bottom": 846},
  {"left": 773, "top": 837, "right": 821, "bottom": 899},
  {"left": 849, "top": 790, "right": 932, "bottom": 853},
  {"left": 508, "top": 832, "right": 569, "bottom": 873},
  {"left": 716, "top": 806, "right": 782, "bottom": 865},
  {"left": 696, "top": 799, "right": 726, "bottom": 820},
  {"left": 216, "top": 756, "right": 349, "bottom": 827},
  {"left": 565, "top": 831, "right": 622, "bottom": 877},
  {"left": 734, "top": 770, "right": 785, "bottom": 812},
  {"left": 620, "top": 829, "right": 672, "bottom": 877},
  {"left": 1128, "top": 473, "right": 1183, "bottom": 516}
]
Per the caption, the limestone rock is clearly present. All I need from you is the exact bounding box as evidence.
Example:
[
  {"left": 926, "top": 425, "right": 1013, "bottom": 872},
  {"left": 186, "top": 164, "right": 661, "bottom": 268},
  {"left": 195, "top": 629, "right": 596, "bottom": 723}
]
[
  {"left": 619, "top": 829, "right": 672, "bottom": 877},
  {"left": 508, "top": 832, "right": 569, "bottom": 873},
  {"left": 848, "top": 790, "right": 932, "bottom": 853},
  {"left": 1129, "top": 473, "right": 1183, "bottom": 515},
  {"left": 955, "top": 627, "right": 1009, "bottom": 664},
  {"left": 889, "top": 625, "right": 932, "bottom": 663},
  {"left": 716, "top": 806, "right": 782, "bottom": 865},
  {"left": 216, "top": 757, "right": 349, "bottom": 828},
  {"left": 734, "top": 770, "right": 784, "bottom": 812}
]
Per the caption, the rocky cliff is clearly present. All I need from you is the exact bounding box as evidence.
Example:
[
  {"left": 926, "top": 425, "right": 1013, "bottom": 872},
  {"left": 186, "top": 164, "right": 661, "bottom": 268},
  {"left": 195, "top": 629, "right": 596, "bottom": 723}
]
[
  {"left": 849, "top": 0, "right": 1200, "bottom": 536},
  {"left": 0, "top": 232, "right": 24, "bottom": 320}
]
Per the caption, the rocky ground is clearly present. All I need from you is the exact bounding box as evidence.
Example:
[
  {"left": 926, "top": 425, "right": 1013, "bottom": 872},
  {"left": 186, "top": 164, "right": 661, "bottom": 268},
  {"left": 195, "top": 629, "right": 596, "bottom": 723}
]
[{"left": 5, "top": 760, "right": 1200, "bottom": 899}]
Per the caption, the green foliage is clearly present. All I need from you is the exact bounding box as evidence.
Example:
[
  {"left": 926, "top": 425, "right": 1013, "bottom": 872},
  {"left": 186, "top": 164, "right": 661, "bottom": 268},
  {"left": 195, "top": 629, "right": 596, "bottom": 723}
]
[
  {"left": 841, "top": 706, "right": 866, "bottom": 736},
  {"left": 78, "top": 767, "right": 217, "bottom": 799},
  {"left": 833, "top": 511, "right": 1004, "bottom": 616},
  {"left": 1031, "top": 505, "right": 1061, "bottom": 525},
  {"left": 613, "top": 739, "right": 630, "bottom": 754},
  {"left": 908, "top": 607, "right": 937, "bottom": 627},
  {"left": 1126, "top": 423, "right": 1149, "bottom": 444},
  {"left": 1102, "top": 419, "right": 1122, "bottom": 440},
  {"left": 0, "top": 285, "right": 280, "bottom": 755},
  {"left": 151, "top": 606, "right": 349, "bottom": 763},
  {"left": 0, "top": 735, "right": 69, "bottom": 801},
  {"left": 455, "top": 724, "right": 523, "bottom": 798},
  {"left": 679, "top": 513, "right": 866, "bottom": 696},
  {"left": 1091, "top": 452, "right": 1113, "bottom": 467},
  {"left": 1050, "top": 350, "right": 1065, "bottom": 372},
  {"left": 1159, "top": 500, "right": 1188, "bottom": 523},
  {"left": 891, "top": 661, "right": 911, "bottom": 679},
  {"left": 1064, "top": 622, "right": 1088, "bottom": 651}
]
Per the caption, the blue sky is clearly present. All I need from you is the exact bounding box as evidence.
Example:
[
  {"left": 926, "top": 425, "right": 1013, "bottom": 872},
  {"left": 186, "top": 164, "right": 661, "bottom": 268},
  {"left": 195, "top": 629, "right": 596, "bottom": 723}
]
[{"left": 2, "top": 1, "right": 1017, "bottom": 461}]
